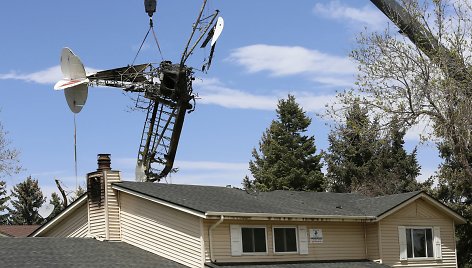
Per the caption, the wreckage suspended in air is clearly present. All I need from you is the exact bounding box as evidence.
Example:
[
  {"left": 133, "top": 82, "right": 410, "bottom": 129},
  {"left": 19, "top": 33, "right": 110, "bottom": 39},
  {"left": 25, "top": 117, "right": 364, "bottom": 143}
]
[{"left": 54, "top": 0, "right": 224, "bottom": 182}]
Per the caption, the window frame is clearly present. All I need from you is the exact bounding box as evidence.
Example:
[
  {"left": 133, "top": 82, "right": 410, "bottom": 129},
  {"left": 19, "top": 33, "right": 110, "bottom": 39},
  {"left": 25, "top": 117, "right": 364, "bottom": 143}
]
[
  {"left": 240, "top": 225, "right": 268, "bottom": 256},
  {"left": 405, "top": 226, "right": 434, "bottom": 260},
  {"left": 272, "top": 226, "right": 299, "bottom": 254}
]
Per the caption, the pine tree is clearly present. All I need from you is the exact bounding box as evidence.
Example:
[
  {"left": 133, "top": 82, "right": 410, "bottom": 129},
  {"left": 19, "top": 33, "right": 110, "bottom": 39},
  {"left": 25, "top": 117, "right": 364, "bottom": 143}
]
[
  {"left": 325, "top": 102, "right": 379, "bottom": 193},
  {"left": 8, "top": 176, "right": 46, "bottom": 225},
  {"left": 325, "top": 102, "right": 423, "bottom": 196},
  {"left": 246, "top": 95, "right": 324, "bottom": 191},
  {"left": 434, "top": 143, "right": 472, "bottom": 267},
  {"left": 46, "top": 192, "right": 63, "bottom": 221},
  {"left": 0, "top": 181, "right": 9, "bottom": 224}
]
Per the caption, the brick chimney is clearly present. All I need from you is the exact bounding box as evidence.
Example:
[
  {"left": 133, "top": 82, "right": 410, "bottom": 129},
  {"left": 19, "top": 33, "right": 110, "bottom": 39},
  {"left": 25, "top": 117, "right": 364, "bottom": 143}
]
[{"left": 86, "top": 154, "right": 121, "bottom": 241}]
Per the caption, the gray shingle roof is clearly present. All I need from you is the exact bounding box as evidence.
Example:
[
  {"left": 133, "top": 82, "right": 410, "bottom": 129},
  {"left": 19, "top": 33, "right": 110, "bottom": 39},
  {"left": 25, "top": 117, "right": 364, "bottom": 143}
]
[
  {"left": 114, "top": 182, "right": 421, "bottom": 218},
  {"left": 0, "top": 238, "right": 185, "bottom": 268},
  {"left": 205, "top": 260, "right": 391, "bottom": 268}
]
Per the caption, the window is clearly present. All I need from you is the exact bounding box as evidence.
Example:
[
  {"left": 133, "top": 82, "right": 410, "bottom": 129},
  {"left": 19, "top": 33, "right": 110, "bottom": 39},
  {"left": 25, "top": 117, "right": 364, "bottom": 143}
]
[
  {"left": 406, "top": 228, "right": 434, "bottom": 258},
  {"left": 241, "top": 227, "right": 267, "bottom": 253},
  {"left": 273, "top": 227, "right": 298, "bottom": 253}
]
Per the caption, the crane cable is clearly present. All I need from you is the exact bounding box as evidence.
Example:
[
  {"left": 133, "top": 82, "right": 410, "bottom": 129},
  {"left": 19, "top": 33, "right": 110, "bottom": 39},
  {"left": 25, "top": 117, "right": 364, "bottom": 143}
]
[
  {"left": 132, "top": 18, "right": 163, "bottom": 65},
  {"left": 73, "top": 113, "right": 78, "bottom": 192}
]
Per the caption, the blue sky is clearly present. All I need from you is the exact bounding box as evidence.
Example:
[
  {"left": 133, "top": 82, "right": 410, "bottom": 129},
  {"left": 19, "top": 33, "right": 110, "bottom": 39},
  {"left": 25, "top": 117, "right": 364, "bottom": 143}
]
[{"left": 0, "top": 0, "right": 440, "bottom": 201}]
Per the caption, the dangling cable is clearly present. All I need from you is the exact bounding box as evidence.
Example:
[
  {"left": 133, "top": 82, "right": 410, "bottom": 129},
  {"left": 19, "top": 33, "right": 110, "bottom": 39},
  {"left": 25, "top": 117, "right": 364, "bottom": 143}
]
[
  {"left": 132, "top": 26, "right": 152, "bottom": 65},
  {"left": 74, "top": 114, "right": 78, "bottom": 192},
  {"left": 151, "top": 23, "right": 164, "bottom": 61}
]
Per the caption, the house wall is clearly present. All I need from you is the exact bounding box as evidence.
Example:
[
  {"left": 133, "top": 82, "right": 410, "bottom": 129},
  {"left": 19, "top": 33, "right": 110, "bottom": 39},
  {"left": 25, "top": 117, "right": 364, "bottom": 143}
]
[
  {"left": 380, "top": 198, "right": 457, "bottom": 268},
  {"left": 366, "top": 222, "right": 380, "bottom": 261},
  {"left": 203, "top": 219, "right": 367, "bottom": 263},
  {"left": 88, "top": 173, "right": 106, "bottom": 239},
  {"left": 104, "top": 170, "right": 120, "bottom": 241},
  {"left": 120, "top": 193, "right": 204, "bottom": 268},
  {"left": 87, "top": 170, "right": 121, "bottom": 241},
  {"left": 41, "top": 202, "right": 88, "bottom": 238}
]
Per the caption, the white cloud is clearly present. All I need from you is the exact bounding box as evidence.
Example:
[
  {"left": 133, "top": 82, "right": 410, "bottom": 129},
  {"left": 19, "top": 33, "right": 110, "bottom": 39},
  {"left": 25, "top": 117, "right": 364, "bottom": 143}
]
[
  {"left": 113, "top": 157, "right": 249, "bottom": 186},
  {"left": 0, "top": 65, "right": 100, "bottom": 85},
  {"left": 195, "top": 78, "right": 337, "bottom": 112},
  {"left": 227, "top": 44, "right": 356, "bottom": 87},
  {"left": 0, "top": 66, "right": 62, "bottom": 84},
  {"left": 313, "top": 1, "right": 387, "bottom": 30}
]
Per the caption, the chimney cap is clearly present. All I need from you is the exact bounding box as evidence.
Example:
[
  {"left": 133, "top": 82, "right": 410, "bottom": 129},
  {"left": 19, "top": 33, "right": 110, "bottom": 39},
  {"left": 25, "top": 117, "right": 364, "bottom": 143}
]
[{"left": 97, "top": 154, "right": 111, "bottom": 171}]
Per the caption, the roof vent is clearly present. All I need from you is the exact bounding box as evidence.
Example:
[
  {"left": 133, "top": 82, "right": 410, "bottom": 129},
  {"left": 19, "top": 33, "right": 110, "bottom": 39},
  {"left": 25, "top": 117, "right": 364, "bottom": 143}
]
[{"left": 97, "top": 154, "right": 111, "bottom": 171}]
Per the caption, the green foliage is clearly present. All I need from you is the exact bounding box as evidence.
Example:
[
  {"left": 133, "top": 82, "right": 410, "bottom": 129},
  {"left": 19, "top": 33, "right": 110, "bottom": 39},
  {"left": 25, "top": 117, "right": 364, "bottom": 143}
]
[
  {"left": 0, "top": 181, "right": 9, "bottom": 224},
  {"left": 46, "top": 192, "right": 64, "bottom": 221},
  {"left": 69, "top": 185, "right": 85, "bottom": 203},
  {"left": 8, "top": 176, "right": 46, "bottom": 225},
  {"left": 246, "top": 95, "right": 325, "bottom": 191},
  {"left": 433, "top": 143, "right": 472, "bottom": 268},
  {"left": 325, "top": 102, "right": 425, "bottom": 196}
]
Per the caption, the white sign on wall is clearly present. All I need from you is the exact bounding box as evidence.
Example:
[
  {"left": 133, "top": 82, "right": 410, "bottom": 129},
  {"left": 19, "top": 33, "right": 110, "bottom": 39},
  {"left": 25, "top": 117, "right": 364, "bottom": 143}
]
[{"left": 309, "top": 228, "right": 323, "bottom": 243}]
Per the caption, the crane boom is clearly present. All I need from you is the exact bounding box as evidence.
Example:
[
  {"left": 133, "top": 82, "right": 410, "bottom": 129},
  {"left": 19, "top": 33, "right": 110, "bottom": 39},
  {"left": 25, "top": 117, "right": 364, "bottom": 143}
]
[{"left": 370, "top": 0, "right": 469, "bottom": 83}]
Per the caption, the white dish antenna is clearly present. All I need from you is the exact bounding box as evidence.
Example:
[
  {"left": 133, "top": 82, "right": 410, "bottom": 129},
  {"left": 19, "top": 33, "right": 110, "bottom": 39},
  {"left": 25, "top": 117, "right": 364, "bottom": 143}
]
[
  {"left": 39, "top": 203, "right": 55, "bottom": 219},
  {"left": 54, "top": 48, "right": 89, "bottom": 113},
  {"left": 211, "top": 17, "right": 224, "bottom": 47}
]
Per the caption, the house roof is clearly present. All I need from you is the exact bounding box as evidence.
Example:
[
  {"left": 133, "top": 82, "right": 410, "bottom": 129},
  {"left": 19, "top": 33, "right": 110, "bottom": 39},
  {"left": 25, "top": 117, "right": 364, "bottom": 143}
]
[
  {"left": 114, "top": 182, "right": 458, "bottom": 221},
  {"left": 0, "top": 238, "right": 185, "bottom": 267},
  {"left": 30, "top": 194, "right": 87, "bottom": 237},
  {"left": 0, "top": 225, "right": 40, "bottom": 237},
  {"left": 206, "top": 260, "right": 391, "bottom": 268}
]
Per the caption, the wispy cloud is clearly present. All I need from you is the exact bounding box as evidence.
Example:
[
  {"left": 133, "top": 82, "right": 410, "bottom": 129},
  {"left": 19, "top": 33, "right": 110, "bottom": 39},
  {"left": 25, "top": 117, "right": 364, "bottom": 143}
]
[
  {"left": 227, "top": 44, "right": 356, "bottom": 87},
  {"left": 0, "top": 65, "right": 100, "bottom": 85},
  {"left": 195, "top": 78, "right": 337, "bottom": 112},
  {"left": 313, "top": 1, "right": 387, "bottom": 30},
  {"left": 0, "top": 66, "right": 62, "bottom": 84}
]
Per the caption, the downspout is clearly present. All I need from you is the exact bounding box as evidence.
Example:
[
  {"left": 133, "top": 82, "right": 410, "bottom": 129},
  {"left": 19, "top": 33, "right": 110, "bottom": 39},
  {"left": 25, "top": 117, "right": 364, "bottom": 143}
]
[
  {"left": 364, "top": 221, "right": 368, "bottom": 259},
  {"left": 209, "top": 215, "right": 224, "bottom": 263}
]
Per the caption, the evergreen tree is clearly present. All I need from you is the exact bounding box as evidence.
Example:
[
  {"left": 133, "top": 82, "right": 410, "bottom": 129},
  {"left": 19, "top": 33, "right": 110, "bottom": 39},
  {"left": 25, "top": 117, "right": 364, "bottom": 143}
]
[
  {"left": 46, "top": 192, "right": 63, "bottom": 221},
  {"left": 69, "top": 185, "right": 86, "bottom": 203},
  {"left": 8, "top": 176, "right": 45, "bottom": 225},
  {"left": 325, "top": 102, "right": 423, "bottom": 196},
  {"left": 0, "top": 181, "right": 9, "bottom": 224},
  {"left": 434, "top": 143, "right": 472, "bottom": 268},
  {"left": 246, "top": 95, "right": 324, "bottom": 191}
]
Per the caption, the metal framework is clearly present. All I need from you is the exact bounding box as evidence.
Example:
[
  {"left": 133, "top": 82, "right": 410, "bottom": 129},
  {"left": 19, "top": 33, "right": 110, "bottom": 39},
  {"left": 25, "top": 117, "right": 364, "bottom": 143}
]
[{"left": 84, "top": 0, "right": 219, "bottom": 182}]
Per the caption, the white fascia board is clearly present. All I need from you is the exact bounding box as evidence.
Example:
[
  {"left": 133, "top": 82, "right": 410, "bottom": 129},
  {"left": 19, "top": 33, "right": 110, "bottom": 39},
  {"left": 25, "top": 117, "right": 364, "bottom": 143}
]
[
  {"left": 205, "top": 211, "right": 376, "bottom": 222},
  {"left": 112, "top": 184, "right": 206, "bottom": 218},
  {"left": 30, "top": 195, "right": 87, "bottom": 237}
]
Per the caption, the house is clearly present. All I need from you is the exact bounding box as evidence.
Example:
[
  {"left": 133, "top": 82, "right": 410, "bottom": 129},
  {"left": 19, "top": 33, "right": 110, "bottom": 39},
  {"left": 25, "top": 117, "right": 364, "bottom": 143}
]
[
  {"left": 26, "top": 154, "right": 466, "bottom": 268},
  {"left": 0, "top": 225, "right": 39, "bottom": 237}
]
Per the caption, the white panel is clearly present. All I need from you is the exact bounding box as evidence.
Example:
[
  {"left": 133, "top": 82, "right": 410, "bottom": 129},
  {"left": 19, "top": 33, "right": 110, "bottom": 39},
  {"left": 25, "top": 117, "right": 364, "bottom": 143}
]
[
  {"left": 434, "top": 226, "right": 442, "bottom": 260},
  {"left": 398, "top": 226, "right": 407, "bottom": 261},
  {"left": 211, "top": 17, "right": 224, "bottom": 46},
  {"left": 64, "top": 84, "right": 88, "bottom": 114},
  {"left": 60, "top": 47, "right": 86, "bottom": 79},
  {"left": 298, "top": 226, "right": 308, "bottom": 255},
  {"left": 230, "top": 225, "right": 242, "bottom": 256}
]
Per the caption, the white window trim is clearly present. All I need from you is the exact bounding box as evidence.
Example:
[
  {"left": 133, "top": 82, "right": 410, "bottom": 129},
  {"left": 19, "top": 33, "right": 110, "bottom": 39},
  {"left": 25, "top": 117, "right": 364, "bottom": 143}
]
[
  {"left": 272, "top": 226, "right": 299, "bottom": 254},
  {"left": 405, "top": 226, "right": 435, "bottom": 260},
  {"left": 240, "top": 225, "right": 268, "bottom": 256}
]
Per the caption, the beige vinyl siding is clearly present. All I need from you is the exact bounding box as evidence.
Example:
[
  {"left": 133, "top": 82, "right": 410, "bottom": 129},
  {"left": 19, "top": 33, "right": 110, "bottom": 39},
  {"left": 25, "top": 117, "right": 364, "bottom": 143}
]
[
  {"left": 88, "top": 175, "right": 106, "bottom": 238},
  {"left": 41, "top": 202, "right": 88, "bottom": 238},
  {"left": 380, "top": 198, "right": 457, "bottom": 268},
  {"left": 104, "top": 170, "right": 120, "bottom": 240},
  {"left": 120, "top": 193, "right": 203, "bottom": 268},
  {"left": 366, "top": 222, "right": 379, "bottom": 260},
  {"left": 203, "top": 220, "right": 366, "bottom": 263}
]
